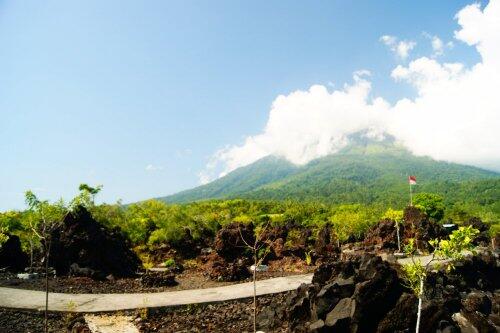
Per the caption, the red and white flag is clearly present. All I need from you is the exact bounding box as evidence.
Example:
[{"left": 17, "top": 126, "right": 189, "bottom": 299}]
[{"left": 408, "top": 175, "right": 417, "bottom": 185}]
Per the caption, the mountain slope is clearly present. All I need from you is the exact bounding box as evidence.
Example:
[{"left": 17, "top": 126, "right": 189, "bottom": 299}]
[
  {"left": 159, "top": 139, "right": 500, "bottom": 206},
  {"left": 163, "top": 155, "right": 298, "bottom": 203}
]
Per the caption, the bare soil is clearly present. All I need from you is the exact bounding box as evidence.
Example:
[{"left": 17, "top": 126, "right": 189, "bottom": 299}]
[{"left": 0, "top": 259, "right": 314, "bottom": 294}]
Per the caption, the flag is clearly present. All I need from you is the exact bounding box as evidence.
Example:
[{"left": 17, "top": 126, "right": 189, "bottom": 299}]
[{"left": 408, "top": 175, "right": 417, "bottom": 185}]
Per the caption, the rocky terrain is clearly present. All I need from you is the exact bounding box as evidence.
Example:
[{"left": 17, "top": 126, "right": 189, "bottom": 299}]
[
  {"left": 0, "top": 205, "right": 498, "bottom": 332},
  {"left": 254, "top": 250, "right": 499, "bottom": 332}
]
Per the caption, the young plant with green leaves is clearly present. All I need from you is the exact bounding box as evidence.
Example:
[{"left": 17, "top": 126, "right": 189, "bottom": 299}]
[
  {"left": 25, "top": 190, "right": 69, "bottom": 333},
  {"left": 383, "top": 208, "right": 404, "bottom": 252},
  {"left": 401, "top": 226, "right": 479, "bottom": 333},
  {"left": 239, "top": 220, "right": 274, "bottom": 333}
]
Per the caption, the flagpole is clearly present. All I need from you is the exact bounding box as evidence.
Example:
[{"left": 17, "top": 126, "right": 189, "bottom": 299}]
[{"left": 409, "top": 182, "right": 412, "bottom": 206}]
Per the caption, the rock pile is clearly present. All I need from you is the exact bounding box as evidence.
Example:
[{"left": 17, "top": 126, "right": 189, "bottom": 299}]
[
  {"left": 258, "top": 251, "right": 500, "bottom": 332},
  {"left": 204, "top": 222, "right": 252, "bottom": 281},
  {"left": 49, "top": 206, "right": 140, "bottom": 279},
  {"left": 0, "top": 234, "right": 28, "bottom": 272},
  {"left": 403, "top": 206, "right": 446, "bottom": 250},
  {"left": 363, "top": 219, "right": 399, "bottom": 250}
]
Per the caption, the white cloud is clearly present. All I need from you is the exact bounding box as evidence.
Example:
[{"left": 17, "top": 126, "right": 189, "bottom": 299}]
[
  {"left": 422, "top": 32, "right": 454, "bottom": 57},
  {"left": 380, "top": 35, "right": 397, "bottom": 46},
  {"left": 202, "top": 0, "right": 500, "bottom": 182},
  {"left": 431, "top": 36, "right": 444, "bottom": 56},
  {"left": 380, "top": 35, "right": 416, "bottom": 59},
  {"left": 145, "top": 164, "right": 163, "bottom": 172},
  {"left": 396, "top": 40, "right": 417, "bottom": 59}
]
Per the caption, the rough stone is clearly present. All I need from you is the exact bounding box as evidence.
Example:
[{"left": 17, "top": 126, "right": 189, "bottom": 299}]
[
  {"left": 49, "top": 206, "right": 140, "bottom": 278},
  {"left": 463, "top": 290, "right": 492, "bottom": 315},
  {"left": 0, "top": 234, "right": 28, "bottom": 272},
  {"left": 376, "top": 293, "right": 417, "bottom": 333},
  {"left": 324, "top": 297, "right": 355, "bottom": 329},
  {"left": 214, "top": 222, "right": 254, "bottom": 261}
]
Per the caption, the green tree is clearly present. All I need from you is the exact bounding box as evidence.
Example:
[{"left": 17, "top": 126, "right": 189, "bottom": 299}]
[
  {"left": 413, "top": 193, "right": 445, "bottom": 221},
  {"left": 75, "top": 183, "right": 103, "bottom": 207},
  {"left": 401, "top": 226, "right": 479, "bottom": 333}
]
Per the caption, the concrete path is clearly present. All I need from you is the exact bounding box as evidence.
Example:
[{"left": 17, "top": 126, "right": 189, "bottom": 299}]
[
  {"left": 0, "top": 274, "right": 313, "bottom": 312},
  {"left": 85, "top": 314, "right": 139, "bottom": 333}
]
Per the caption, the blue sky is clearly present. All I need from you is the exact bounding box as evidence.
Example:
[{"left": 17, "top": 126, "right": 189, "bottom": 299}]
[{"left": 0, "top": 1, "right": 490, "bottom": 210}]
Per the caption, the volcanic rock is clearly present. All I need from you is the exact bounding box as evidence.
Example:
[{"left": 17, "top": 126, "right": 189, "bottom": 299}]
[
  {"left": 0, "top": 234, "right": 28, "bottom": 272},
  {"left": 403, "top": 206, "right": 446, "bottom": 250},
  {"left": 376, "top": 292, "right": 417, "bottom": 333},
  {"left": 204, "top": 252, "right": 250, "bottom": 282},
  {"left": 49, "top": 206, "right": 140, "bottom": 278},
  {"left": 363, "top": 219, "right": 399, "bottom": 250},
  {"left": 140, "top": 271, "right": 177, "bottom": 287},
  {"left": 324, "top": 297, "right": 355, "bottom": 329},
  {"left": 214, "top": 222, "right": 254, "bottom": 261}
]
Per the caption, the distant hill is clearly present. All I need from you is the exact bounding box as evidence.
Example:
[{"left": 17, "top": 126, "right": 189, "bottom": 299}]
[{"left": 158, "top": 135, "right": 500, "bottom": 207}]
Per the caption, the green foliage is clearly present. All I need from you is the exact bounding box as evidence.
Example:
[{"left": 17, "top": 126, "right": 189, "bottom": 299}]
[
  {"left": 401, "top": 226, "right": 480, "bottom": 297},
  {"left": 284, "top": 229, "right": 302, "bottom": 249},
  {"left": 382, "top": 208, "right": 403, "bottom": 225},
  {"left": 429, "top": 226, "right": 479, "bottom": 271},
  {"left": 329, "top": 204, "right": 379, "bottom": 242},
  {"left": 0, "top": 231, "right": 8, "bottom": 247},
  {"left": 25, "top": 191, "right": 67, "bottom": 238},
  {"left": 413, "top": 193, "right": 445, "bottom": 221},
  {"left": 401, "top": 261, "right": 426, "bottom": 296},
  {"left": 160, "top": 140, "right": 499, "bottom": 214},
  {"left": 163, "top": 258, "right": 175, "bottom": 267}
]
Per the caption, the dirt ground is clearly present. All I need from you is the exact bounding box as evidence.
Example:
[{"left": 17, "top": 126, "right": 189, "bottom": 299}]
[{"left": 0, "top": 258, "right": 314, "bottom": 294}]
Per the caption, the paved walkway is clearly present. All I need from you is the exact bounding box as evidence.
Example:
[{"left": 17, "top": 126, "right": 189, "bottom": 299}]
[
  {"left": 85, "top": 314, "right": 139, "bottom": 333},
  {"left": 0, "top": 274, "right": 313, "bottom": 312}
]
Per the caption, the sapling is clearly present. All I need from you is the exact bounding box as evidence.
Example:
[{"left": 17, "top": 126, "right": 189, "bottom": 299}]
[
  {"left": 383, "top": 208, "right": 404, "bottom": 252},
  {"left": 25, "top": 191, "right": 68, "bottom": 333},
  {"left": 401, "top": 226, "right": 479, "bottom": 333},
  {"left": 239, "top": 220, "right": 273, "bottom": 333}
]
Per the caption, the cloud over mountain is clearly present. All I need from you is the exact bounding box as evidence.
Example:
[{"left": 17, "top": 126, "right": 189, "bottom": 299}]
[{"left": 202, "top": 0, "right": 500, "bottom": 182}]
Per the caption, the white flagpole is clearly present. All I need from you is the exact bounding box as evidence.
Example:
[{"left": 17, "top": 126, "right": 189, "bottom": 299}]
[{"left": 409, "top": 179, "right": 413, "bottom": 206}]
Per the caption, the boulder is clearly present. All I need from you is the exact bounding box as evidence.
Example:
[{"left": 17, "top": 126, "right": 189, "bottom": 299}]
[
  {"left": 363, "top": 219, "right": 399, "bottom": 250},
  {"left": 204, "top": 252, "right": 250, "bottom": 281},
  {"left": 403, "top": 206, "right": 446, "bottom": 250},
  {"left": 286, "top": 283, "right": 312, "bottom": 328},
  {"left": 49, "top": 206, "right": 140, "bottom": 278},
  {"left": 463, "top": 291, "right": 492, "bottom": 315},
  {"left": 0, "top": 234, "right": 28, "bottom": 272},
  {"left": 214, "top": 222, "right": 254, "bottom": 261},
  {"left": 350, "top": 257, "right": 403, "bottom": 332},
  {"left": 314, "top": 277, "right": 355, "bottom": 319},
  {"left": 376, "top": 293, "right": 417, "bottom": 333},
  {"left": 324, "top": 297, "right": 355, "bottom": 329}
]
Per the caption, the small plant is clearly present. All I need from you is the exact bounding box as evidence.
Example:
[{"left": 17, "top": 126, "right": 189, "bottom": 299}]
[
  {"left": 142, "top": 261, "right": 154, "bottom": 270},
  {"left": 63, "top": 300, "right": 78, "bottom": 326},
  {"left": 163, "top": 258, "right": 176, "bottom": 267},
  {"left": 182, "top": 258, "right": 199, "bottom": 269},
  {"left": 383, "top": 208, "right": 404, "bottom": 252},
  {"left": 239, "top": 220, "right": 274, "bottom": 333},
  {"left": 138, "top": 297, "right": 150, "bottom": 320},
  {"left": 305, "top": 250, "right": 313, "bottom": 266},
  {"left": 401, "top": 226, "right": 479, "bottom": 333}
]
